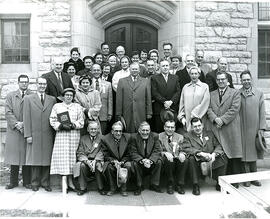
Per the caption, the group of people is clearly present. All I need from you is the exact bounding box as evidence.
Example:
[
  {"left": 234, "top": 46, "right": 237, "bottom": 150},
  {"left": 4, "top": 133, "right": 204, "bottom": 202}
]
[{"left": 4, "top": 42, "right": 266, "bottom": 197}]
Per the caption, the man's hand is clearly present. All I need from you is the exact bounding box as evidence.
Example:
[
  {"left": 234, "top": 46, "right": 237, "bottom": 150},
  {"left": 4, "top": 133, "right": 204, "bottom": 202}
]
[
  {"left": 146, "top": 114, "right": 152, "bottom": 120},
  {"left": 178, "top": 152, "right": 186, "bottom": 163},
  {"left": 15, "top": 122, "right": 23, "bottom": 130},
  {"left": 164, "top": 152, "right": 174, "bottom": 162},
  {"left": 215, "top": 117, "right": 223, "bottom": 127},
  {"left": 143, "top": 159, "right": 152, "bottom": 168},
  {"left": 181, "top": 117, "right": 187, "bottom": 126},
  {"left": 210, "top": 153, "right": 216, "bottom": 163},
  {"left": 197, "top": 152, "right": 211, "bottom": 161},
  {"left": 164, "top": 100, "right": 173, "bottom": 109},
  {"left": 26, "top": 137, "right": 32, "bottom": 144}
]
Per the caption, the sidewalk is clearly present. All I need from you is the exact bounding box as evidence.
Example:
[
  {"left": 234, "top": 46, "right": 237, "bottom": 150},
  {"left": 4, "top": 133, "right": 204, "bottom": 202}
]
[{"left": 1, "top": 177, "right": 269, "bottom": 218}]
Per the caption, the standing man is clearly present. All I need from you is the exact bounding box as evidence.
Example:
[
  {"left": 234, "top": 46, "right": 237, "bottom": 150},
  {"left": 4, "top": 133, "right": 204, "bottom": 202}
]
[
  {"left": 100, "top": 42, "right": 110, "bottom": 62},
  {"left": 116, "top": 62, "right": 152, "bottom": 133},
  {"left": 207, "top": 72, "right": 242, "bottom": 187},
  {"left": 4, "top": 75, "right": 32, "bottom": 189},
  {"left": 151, "top": 60, "right": 181, "bottom": 133},
  {"left": 205, "top": 57, "right": 234, "bottom": 92},
  {"left": 159, "top": 120, "right": 188, "bottom": 194},
  {"left": 100, "top": 121, "right": 132, "bottom": 196},
  {"left": 23, "top": 77, "right": 56, "bottom": 192},
  {"left": 176, "top": 54, "right": 205, "bottom": 90},
  {"left": 163, "top": 42, "right": 173, "bottom": 62},
  {"left": 239, "top": 70, "right": 266, "bottom": 187},
  {"left": 92, "top": 64, "right": 113, "bottom": 135},
  {"left": 130, "top": 122, "right": 163, "bottom": 195},
  {"left": 42, "top": 57, "right": 74, "bottom": 100},
  {"left": 195, "top": 50, "right": 212, "bottom": 77}
]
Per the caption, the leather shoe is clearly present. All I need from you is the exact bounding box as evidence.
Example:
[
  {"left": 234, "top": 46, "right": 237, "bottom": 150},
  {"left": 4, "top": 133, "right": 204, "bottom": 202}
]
[
  {"left": 24, "top": 184, "right": 32, "bottom": 189},
  {"left": 251, "top": 180, "right": 261, "bottom": 187},
  {"left": 149, "top": 185, "right": 163, "bottom": 193},
  {"left": 120, "top": 190, "right": 128, "bottom": 197},
  {"left": 167, "top": 185, "right": 174, "bottom": 195},
  {"left": 32, "top": 186, "right": 39, "bottom": 192},
  {"left": 134, "top": 187, "right": 141, "bottom": 196},
  {"left": 77, "top": 190, "right": 86, "bottom": 196},
  {"left": 106, "top": 190, "right": 116, "bottom": 196},
  {"left": 243, "top": 182, "right": 251, "bottom": 187},
  {"left": 176, "top": 185, "right": 185, "bottom": 194},
  {"left": 98, "top": 190, "right": 107, "bottom": 195},
  {"left": 192, "top": 184, "right": 200, "bottom": 196},
  {"left": 43, "top": 186, "right": 52, "bottom": 192},
  {"left": 5, "top": 184, "right": 18, "bottom": 190}
]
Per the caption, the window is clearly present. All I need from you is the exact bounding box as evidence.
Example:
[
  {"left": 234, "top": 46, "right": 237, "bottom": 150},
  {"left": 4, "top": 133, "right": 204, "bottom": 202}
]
[
  {"left": 258, "top": 29, "right": 270, "bottom": 78},
  {"left": 258, "top": 3, "right": 270, "bottom": 21},
  {"left": 1, "top": 19, "right": 30, "bottom": 64}
]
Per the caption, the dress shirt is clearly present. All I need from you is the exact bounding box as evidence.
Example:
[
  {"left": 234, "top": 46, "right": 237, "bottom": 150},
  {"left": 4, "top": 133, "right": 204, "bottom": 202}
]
[{"left": 161, "top": 73, "right": 169, "bottom": 82}]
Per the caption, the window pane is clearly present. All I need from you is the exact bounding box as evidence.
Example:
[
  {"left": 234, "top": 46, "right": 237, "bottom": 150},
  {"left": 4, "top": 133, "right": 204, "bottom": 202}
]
[
  {"left": 3, "top": 22, "right": 16, "bottom": 35},
  {"left": 258, "top": 3, "right": 270, "bottom": 21},
  {"left": 21, "top": 36, "right": 29, "bottom": 48},
  {"left": 258, "top": 29, "right": 270, "bottom": 78},
  {"left": 21, "top": 22, "right": 29, "bottom": 35}
]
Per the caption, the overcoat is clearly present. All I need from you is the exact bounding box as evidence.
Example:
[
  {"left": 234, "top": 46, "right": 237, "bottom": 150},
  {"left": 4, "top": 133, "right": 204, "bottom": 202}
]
[
  {"left": 23, "top": 93, "right": 56, "bottom": 165},
  {"left": 99, "top": 80, "right": 113, "bottom": 122},
  {"left": 116, "top": 75, "right": 152, "bottom": 133},
  {"left": 239, "top": 87, "right": 266, "bottom": 161},
  {"left": 4, "top": 89, "right": 32, "bottom": 165},
  {"left": 207, "top": 87, "right": 242, "bottom": 159},
  {"left": 100, "top": 133, "right": 131, "bottom": 173}
]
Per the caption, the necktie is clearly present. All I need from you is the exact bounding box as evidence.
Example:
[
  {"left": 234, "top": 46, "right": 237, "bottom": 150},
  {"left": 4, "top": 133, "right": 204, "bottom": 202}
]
[
  {"left": 143, "top": 140, "right": 147, "bottom": 156},
  {"left": 41, "top": 93, "right": 44, "bottom": 105},
  {"left": 22, "top": 91, "right": 25, "bottom": 98},
  {"left": 219, "top": 90, "right": 223, "bottom": 103},
  {"left": 96, "top": 79, "right": 100, "bottom": 91},
  {"left": 57, "top": 73, "right": 63, "bottom": 90},
  {"left": 168, "top": 136, "right": 172, "bottom": 144},
  {"left": 199, "top": 135, "right": 203, "bottom": 144}
]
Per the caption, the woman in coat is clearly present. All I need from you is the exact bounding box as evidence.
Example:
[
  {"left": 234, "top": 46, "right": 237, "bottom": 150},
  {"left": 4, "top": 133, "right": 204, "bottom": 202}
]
[
  {"left": 49, "top": 88, "right": 84, "bottom": 191},
  {"left": 177, "top": 66, "right": 210, "bottom": 132}
]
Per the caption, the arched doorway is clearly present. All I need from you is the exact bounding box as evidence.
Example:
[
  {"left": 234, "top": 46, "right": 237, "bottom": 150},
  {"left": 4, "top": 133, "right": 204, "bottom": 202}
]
[{"left": 105, "top": 21, "right": 158, "bottom": 56}]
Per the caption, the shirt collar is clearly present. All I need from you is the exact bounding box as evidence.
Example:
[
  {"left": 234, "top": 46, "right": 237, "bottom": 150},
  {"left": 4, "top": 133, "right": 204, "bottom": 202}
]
[{"left": 187, "top": 80, "right": 202, "bottom": 87}]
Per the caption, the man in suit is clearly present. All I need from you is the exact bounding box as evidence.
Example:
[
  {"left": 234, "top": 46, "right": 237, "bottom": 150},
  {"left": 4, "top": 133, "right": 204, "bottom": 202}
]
[
  {"left": 183, "top": 117, "right": 227, "bottom": 195},
  {"left": 74, "top": 121, "right": 106, "bottom": 195},
  {"left": 195, "top": 50, "right": 212, "bottom": 77},
  {"left": 130, "top": 122, "right": 163, "bottom": 195},
  {"left": 151, "top": 60, "right": 181, "bottom": 133},
  {"left": 116, "top": 62, "right": 152, "bottom": 133},
  {"left": 92, "top": 64, "right": 113, "bottom": 134},
  {"left": 4, "top": 75, "right": 32, "bottom": 189},
  {"left": 100, "top": 121, "right": 132, "bottom": 196},
  {"left": 42, "top": 57, "right": 74, "bottom": 101},
  {"left": 176, "top": 54, "right": 205, "bottom": 90},
  {"left": 207, "top": 71, "right": 242, "bottom": 188},
  {"left": 23, "top": 77, "right": 56, "bottom": 192},
  {"left": 205, "top": 57, "right": 234, "bottom": 92},
  {"left": 159, "top": 120, "right": 188, "bottom": 194}
]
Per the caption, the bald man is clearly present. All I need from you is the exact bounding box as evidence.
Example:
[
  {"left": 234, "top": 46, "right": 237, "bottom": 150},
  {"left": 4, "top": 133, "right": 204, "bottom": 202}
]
[{"left": 42, "top": 57, "right": 74, "bottom": 101}]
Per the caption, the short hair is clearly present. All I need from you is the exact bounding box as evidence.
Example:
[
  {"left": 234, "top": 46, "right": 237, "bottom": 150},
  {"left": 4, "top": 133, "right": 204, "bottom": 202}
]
[
  {"left": 190, "top": 117, "right": 202, "bottom": 125},
  {"left": 164, "top": 120, "right": 176, "bottom": 127},
  {"left": 120, "top": 55, "right": 131, "bottom": 64},
  {"left": 70, "top": 47, "right": 80, "bottom": 55},
  {"left": 94, "top": 52, "right": 103, "bottom": 61},
  {"left": 185, "top": 54, "right": 195, "bottom": 61},
  {"left": 79, "top": 75, "right": 92, "bottom": 85},
  {"left": 140, "top": 49, "right": 148, "bottom": 54},
  {"left": 188, "top": 66, "right": 201, "bottom": 74},
  {"left": 139, "top": 121, "right": 150, "bottom": 130},
  {"left": 240, "top": 70, "right": 252, "bottom": 79},
  {"left": 103, "top": 63, "right": 111, "bottom": 68},
  {"left": 131, "top": 50, "right": 140, "bottom": 57},
  {"left": 196, "top": 49, "right": 204, "bottom": 56},
  {"left": 83, "top": 56, "right": 94, "bottom": 62},
  {"left": 92, "top": 63, "right": 101, "bottom": 71},
  {"left": 18, "top": 74, "right": 29, "bottom": 82},
  {"left": 116, "top": 45, "right": 125, "bottom": 52},
  {"left": 88, "top": 120, "right": 100, "bottom": 128},
  {"left": 217, "top": 57, "right": 227, "bottom": 63},
  {"left": 216, "top": 71, "right": 228, "bottom": 79},
  {"left": 160, "top": 59, "right": 170, "bottom": 65},
  {"left": 100, "top": 42, "right": 109, "bottom": 49},
  {"left": 130, "top": 62, "right": 140, "bottom": 69},
  {"left": 112, "top": 121, "right": 123, "bottom": 130},
  {"left": 171, "top": 55, "right": 182, "bottom": 62},
  {"left": 37, "top": 77, "right": 47, "bottom": 84},
  {"left": 163, "top": 42, "right": 173, "bottom": 49}
]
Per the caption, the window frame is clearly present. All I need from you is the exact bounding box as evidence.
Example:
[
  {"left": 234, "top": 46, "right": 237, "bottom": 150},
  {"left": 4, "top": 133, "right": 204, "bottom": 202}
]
[
  {"left": 258, "top": 28, "right": 270, "bottom": 79},
  {"left": 258, "top": 2, "right": 270, "bottom": 21},
  {"left": 1, "top": 18, "right": 30, "bottom": 64}
]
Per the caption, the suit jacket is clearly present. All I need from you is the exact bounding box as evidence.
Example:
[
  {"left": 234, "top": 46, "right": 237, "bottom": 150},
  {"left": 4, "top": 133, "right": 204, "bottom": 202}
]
[
  {"left": 99, "top": 80, "right": 113, "bottom": 121},
  {"left": 176, "top": 66, "right": 205, "bottom": 90},
  {"left": 116, "top": 75, "right": 152, "bottom": 132},
  {"left": 207, "top": 87, "right": 242, "bottom": 158},
  {"left": 42, "top": 71, "right": 74, "bottom": 99},
  {"left": 100, "top": 133, "right": 131, "bottom": 172},
  {"left": 151, "top": 73, "right": 181, "bottom": 115},
  {"left": 130, "top": 132, "right": 162, "bottom": 163},
  {"left": 23, "top": 93, "right": 56, "bottom": 165},
  {"left": 4, "top": 89, "right": 32, "bottom": 165},
  {"left": 205, "top": 69, "right": 234, "bottom": 92},
  {"left": 158, "top": 132, "right": 184, "bottom": 157}
]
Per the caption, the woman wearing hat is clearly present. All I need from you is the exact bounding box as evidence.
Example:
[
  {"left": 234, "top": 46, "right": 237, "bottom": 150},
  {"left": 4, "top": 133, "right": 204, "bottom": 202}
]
[
  {"left": 177, "top": 66, "right": 210, "bottom": 132},
  {"left": 49, "top": 88, "right": 84, "bottom": 191}
]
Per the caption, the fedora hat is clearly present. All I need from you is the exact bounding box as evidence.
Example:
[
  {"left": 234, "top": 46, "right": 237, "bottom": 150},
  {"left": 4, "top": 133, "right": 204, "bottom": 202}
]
[{"left": 117, "top": 166, "right": 128, "bottom": 187}]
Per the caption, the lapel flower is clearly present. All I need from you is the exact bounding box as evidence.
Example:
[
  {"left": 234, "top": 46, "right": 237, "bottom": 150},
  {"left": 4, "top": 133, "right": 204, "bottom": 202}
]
[
  {"left": 205, "top": 136, "right": 209, "bottom": 141},
  {"left": 93, "top": 142, "right": 99, "bottom": 148}
]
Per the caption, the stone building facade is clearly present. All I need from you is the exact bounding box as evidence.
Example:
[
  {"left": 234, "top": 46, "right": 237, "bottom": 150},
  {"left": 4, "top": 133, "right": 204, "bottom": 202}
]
[{"left": 0, "top": 0, "right": 269, "bottom": 160}]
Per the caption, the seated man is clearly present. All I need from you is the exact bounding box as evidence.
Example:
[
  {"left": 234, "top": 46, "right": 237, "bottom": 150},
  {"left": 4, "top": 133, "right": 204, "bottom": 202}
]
[
  {"left": 159, "top": 120, "right": 188, "bottom": 195},
  {"left": 100, "top": 121, "right": 132, "bottom": 196},
  {"left": 130, "top": 121, "right": 163, "bottom": 195},
  {"left": 74, "top": 121, "right": 106, "bottom": 196},
  {"left": 183, "top": 117, "right": 228, "bottom": 195}
]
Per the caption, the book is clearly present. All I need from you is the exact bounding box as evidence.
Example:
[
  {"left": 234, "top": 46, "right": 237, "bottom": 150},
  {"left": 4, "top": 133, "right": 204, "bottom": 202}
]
[{"left": 57, "top": 111, "right": 71, "bottom": 125}]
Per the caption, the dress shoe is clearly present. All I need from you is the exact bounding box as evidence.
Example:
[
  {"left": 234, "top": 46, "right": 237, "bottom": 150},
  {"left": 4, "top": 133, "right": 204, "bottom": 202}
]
[
  {"left": 43, "top": 186, "right": 52, "bottom": 192},
  {"left": 5, "top": 184, "right": 18, "bottom": 190},
  {"left": 251, "top": 180, "right": 261, "bottom": 187},
  {"left": 149, "top": 185, "right": 163, "bottom": 193},
  {"left": 243, "top": 182, "right": 251, "bottom": 187},
  {"left": 232, "top": 183, "right": 239, "bottom": 189},
  {"left": 120, "top": 190, "right": 128, "bottom": 197},
  {"left": 192, "top": 184, "right": 200, "bottom": 196},
  {"left": 98, "top": 190, "right": 107, "bottom": 195},
  {"left": 23, "top": 184, "right": 32, "bottom": 189},
  {"left": 32, "top": 186, "right": 39, "bottom": 192},
  {"left": 167, "top": 185, "right": 174, "bottom": 195},
  {"left": 106, "top": 190, "right": 116, "bottom": 196},
  {"left": 134, "top": 187, "right": 141, "bottom": 196},
  {"left": 77, "top": 189, "right": 87, "bottom": 196},
  {"left": 176, "top": 185, "right": 185, "bottom": 194}
]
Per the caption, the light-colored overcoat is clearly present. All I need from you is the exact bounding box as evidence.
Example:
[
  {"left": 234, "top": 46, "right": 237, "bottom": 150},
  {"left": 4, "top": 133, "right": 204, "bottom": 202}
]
[
  {"left": 207, "top": 87, "right": 242, "bottom": 159},
  {"left": 23, "top": 93, "right": 56, "bottom": 166},
  {"left": 4, "top": 89, "right": 32, "bottom": 165},
  {"left": 239, "top": 87, "right": 266, "bottom": 161},
  {"left": 116, "top": 75, "right": 152, "bottom": 133},
  {"left": 99, "top": 80, "right": 113, "bottom": 121}
]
